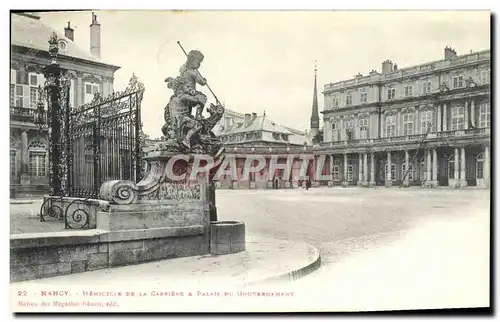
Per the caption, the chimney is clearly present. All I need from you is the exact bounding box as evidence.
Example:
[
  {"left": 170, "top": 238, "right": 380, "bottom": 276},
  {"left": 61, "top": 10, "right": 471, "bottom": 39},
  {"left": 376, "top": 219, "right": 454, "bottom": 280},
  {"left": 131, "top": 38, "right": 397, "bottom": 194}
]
[
  {"left": 369, "top": 69, "right": 378, "bottom": 75},
  {"left": 381, "top": 60, "right": 394, "bottom": 74},
  {"left": 251, "top": 112, "right": 257, "bottom": 121},
  {"left": 393, "top": 64, "right": 398, "bottom": 71},
  {"left": 444, "top": 46, "right": 457, "bottom": 60},
  {"left": 354, "top": 73, "right": 363, "bottom": 79},
  {"left": 90, "top": 12, "right": 101, "bottom": 59},
  {"left": 244, "top": 113, "right": 251, "bottom": 126},
  {"left": 64, "top": 21, "right": 74, "bottom": 41}
]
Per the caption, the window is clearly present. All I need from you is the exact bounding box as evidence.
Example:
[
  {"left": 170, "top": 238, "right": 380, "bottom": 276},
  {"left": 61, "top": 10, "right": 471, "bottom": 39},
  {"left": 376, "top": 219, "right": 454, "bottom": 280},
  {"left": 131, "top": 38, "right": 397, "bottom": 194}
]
[
  {"left": 30, "top": 87, "right": 38, "bottom": 108},
  {"left": 347, "top": 164, "right": 353, "bottom": 181},
  {"left": 84, "top": 82, "right": 100, "bottom": 103},
  {"left": 403, "top": 112, "right": 414, "bottom": 135},
  {"left": 332, "top": 160, "right": 340, "bottom": 181},
  {"left": 345, "top": 118, "right": 354, "bottom": 140},
  {"left": 29, "top": 152, "right": 46, "bottom": 177},
  {"left": 15, "top": 85, "right": 27, "bottom": 107},
  {"left": 360, "top": 89, "right": 368, "bottom": 103},
  {"left": 450, "top": 106, "right": 465, "bottom": 130},
  {"left": 332, "top": 96, "right": 339, "bottom": 108},
  {"left": 359, "top": 117, "right": 368, "bottom": 139},
  {"left": 387, "top": 88, "right": 396, "bottom": 100},
  {"left": 422, "top": 81, "right": 432, "bottom": 94},
  {"left": 452, "top": 75, "right": 464, "bottom": 89},
  {"left": 346, "top": 92, "right": 352, "bottom": 106},
  {"left": 331, "top": 122, "right": 340, "bottom": 142},
  {"left": 385, "top": 115, "right": 395, "bottom": 137},
  {"left": 421, "top": 110, "right": 433, "bottom": 134},
  {"left": 480, "top": 70, "right": 490, "bottom": 85},
  {"left": 10, "top": 150, "right": 16, "bottom": 179},
  {"left": 402, "top": 162, "right": 413, "bottom": 181},
  {"left": 479, "top": 103, "right": 490, "bottom": 128},
  {"left": 476, "top": 153, "right": 484, "bottom": 179},
  {"left": 404, "top": 85, "right": 413, "bottom": 97},
  {"left": 385, "top": 162, "right": 396, "bottom": 181},
  {"left": 28, "top": 73, "right": 43, "bottom": 108},
  {"left": 448, "top": 155, "right": 455, "bottom": 180}
]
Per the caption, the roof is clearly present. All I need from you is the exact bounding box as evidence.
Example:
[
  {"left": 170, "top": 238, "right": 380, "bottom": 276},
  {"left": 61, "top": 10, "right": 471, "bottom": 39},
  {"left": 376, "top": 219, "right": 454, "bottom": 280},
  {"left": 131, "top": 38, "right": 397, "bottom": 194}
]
[
  {"left": 11, "top": 13, "right": 120, "bottom": 70},
  {"left": 217, "top": 113, "right": 311, "bottom": 146},
  {"left": 226, "top": 115, "right": 294, "bottom": 135}
]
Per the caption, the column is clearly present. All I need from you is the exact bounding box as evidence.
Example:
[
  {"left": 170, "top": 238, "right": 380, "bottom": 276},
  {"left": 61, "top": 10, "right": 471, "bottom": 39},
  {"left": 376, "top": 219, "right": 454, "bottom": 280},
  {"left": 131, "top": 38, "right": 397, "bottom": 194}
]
[
  {"left": 484, "top": 145, "right": 490, "bottom": 187},
  {"left": 403, "top": 150, "right": 410, "bottom": 187},
  {"left": 76, "top": 76, "right": 83, "bottom": 107},
  {"left": 442, "top": 103, "right": 448, "bottom": 131},
  {"left": 363, "top": 153, "right": 368, "bottom": 184},
  {"left": 397, "top": 109, "right": 401, "bottom": 136},
  {"left": 357, "top": 153, "right": 363, "bottom": 186},
  {"left": 432, "top": 148, "right": 438, "bottom": 187},
  {"left": 342, "top": 153, "right": 348, "bottom": 187},
  {"left": 464, "top": 102, "right": 469, "bottom": 130},
  {"left": 381, "top": 113, "right": 385, "bottom": 138},
  {"left": 386, "top": 151, "right": 392, "bottom": 187},
  {"left": 426, "top": 149, "right": 432, "bottom": 185},
  {"left": 437, "top": 105, "right": 442, "bottom": 132},
  {"left": 328, "top": 155, "right": 334, "bottom": 187},
  {"left": 460, "top": 147, "right": 467, "bottom": 187},
  {"left": 20, "top": 131, "right": 28, "bottom": 176},
  {"left": 415, "top": 107, "right": 420, "bottom": 134},
  {"left": 454, "top": 148, "right": 459, "bottom": 187},
  {"left": 470, "top": 100, "right": 475, "bottom": 128},
  {"left": 369, "top": 153, "right": 375, "bottom": 187}
]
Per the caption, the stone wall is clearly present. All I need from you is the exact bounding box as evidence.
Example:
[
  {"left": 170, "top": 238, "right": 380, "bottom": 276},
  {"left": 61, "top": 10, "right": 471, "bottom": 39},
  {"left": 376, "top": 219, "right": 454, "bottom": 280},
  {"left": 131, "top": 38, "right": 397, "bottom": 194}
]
[{"left": 10, "top": 225, "right": 208, "bottom": 283}]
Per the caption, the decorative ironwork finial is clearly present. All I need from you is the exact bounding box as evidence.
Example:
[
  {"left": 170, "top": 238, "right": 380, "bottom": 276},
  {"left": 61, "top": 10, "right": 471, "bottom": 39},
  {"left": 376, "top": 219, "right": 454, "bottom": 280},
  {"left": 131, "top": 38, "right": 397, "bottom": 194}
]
[
  {"left": 314, "top": 60, "right": 318, "bottom": 77},
  {"left": 48, "top": 32, "right": 59, "bottom": 64}
]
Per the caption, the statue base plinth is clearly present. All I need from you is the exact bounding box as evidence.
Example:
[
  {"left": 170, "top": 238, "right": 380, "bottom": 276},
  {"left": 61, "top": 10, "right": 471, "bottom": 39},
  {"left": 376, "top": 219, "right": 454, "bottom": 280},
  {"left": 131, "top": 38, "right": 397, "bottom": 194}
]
[{"left": 97, "top": 146, "right": 245, "bottom": 266}]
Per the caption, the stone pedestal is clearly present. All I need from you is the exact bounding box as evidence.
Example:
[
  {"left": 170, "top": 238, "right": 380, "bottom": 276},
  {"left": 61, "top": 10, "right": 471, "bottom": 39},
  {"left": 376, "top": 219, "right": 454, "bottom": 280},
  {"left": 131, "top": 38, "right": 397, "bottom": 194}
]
[
  {"left": 385, "top": 181, "right": 392, "bottom": 188},
  {"left": 341, "top": 181, "right": 348, "bottom": 188},
  {"left": 327, "top": 181, "right": 334, "bottom": 187},
  {"left": 210, "top": 221, "right": 245, "bottom": 255},
  {"left": 361, "top": 181, "right": 369, "bottom": 187},
  {"left": 97, "top": 149, "right": 246, "bottom": 267}
]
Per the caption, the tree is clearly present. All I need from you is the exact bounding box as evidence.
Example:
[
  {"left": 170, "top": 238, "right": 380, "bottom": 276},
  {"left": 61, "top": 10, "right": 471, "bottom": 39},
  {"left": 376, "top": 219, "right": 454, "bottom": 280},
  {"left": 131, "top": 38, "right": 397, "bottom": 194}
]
[{"left": 312, "top": 128, "right": 324, "bottom": 145}]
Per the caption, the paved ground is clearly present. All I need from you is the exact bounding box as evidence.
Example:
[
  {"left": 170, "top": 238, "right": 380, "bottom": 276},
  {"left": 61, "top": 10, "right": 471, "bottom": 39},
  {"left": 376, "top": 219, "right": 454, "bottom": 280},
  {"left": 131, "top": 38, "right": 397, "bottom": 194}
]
[
  {"left": 216, "top": 187, "right": 490, "bottom": 265},
  {"left": 10, "top": 187, "right": 490, "bottom": 311}
]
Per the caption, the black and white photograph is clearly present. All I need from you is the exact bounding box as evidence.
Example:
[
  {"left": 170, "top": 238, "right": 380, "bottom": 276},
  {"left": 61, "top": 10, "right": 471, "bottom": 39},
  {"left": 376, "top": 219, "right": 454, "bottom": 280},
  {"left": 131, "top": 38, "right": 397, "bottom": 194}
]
[{"left": 7, "top": 8, "right": 492, "bottom": 314}]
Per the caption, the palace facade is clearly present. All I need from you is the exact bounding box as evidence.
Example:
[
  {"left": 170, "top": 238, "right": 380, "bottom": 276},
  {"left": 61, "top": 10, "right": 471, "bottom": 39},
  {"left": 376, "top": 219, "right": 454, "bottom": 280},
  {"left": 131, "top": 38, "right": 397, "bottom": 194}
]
[
  {"left": 316, "top": 47, "right": 490, "bottom": 188},
  {"left": 10, "top": 12, "right": 120, "bottom": 197},
  {"left": 213, "top": 108, "right": 312, "bottom": 189}
]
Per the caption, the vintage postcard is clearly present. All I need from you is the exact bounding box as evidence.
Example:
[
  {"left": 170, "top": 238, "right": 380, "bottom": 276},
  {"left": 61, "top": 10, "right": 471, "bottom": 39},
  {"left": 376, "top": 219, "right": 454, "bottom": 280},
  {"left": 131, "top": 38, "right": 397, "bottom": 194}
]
[{"left": 9, "top": 9, "right": 491, "bottom": 313}]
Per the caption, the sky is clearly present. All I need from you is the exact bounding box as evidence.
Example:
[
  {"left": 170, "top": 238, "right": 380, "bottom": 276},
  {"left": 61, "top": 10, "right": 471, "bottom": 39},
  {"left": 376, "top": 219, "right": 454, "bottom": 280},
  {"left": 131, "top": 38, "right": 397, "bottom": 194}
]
[{"left": 39, "top": 10, "right": 490, "bottom": 138}]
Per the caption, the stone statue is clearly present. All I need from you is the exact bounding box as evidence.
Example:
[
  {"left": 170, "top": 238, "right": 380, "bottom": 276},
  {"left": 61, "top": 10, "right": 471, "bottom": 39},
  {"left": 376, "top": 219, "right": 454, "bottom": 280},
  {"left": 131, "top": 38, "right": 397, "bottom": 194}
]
[{"left": 161, "top": 50, "right": 224, "bottom": 157}]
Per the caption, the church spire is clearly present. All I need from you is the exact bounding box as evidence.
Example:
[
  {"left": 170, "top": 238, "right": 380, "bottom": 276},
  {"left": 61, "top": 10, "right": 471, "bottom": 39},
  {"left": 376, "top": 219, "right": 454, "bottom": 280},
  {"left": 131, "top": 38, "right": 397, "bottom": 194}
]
[{"left": 310, "top": 61, "right": 320, "bottom": 137}]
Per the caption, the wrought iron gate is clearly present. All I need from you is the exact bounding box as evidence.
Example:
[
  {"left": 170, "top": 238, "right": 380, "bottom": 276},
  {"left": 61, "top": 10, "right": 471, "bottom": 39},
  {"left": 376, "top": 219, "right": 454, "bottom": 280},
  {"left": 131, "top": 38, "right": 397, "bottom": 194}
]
[{"left": 67, "top": 75, "right": 145, "bottom": 198}]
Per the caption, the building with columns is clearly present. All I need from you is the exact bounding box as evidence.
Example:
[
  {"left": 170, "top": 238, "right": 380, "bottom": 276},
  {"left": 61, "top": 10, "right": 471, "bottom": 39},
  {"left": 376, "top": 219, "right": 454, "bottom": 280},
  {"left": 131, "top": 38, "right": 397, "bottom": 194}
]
[
  {"left": 315, "top": 46, "right": 490, "bottom": 188},
  {"left": 212, "top": 108, "right": 312, "bottom": 189},
  {"left": 10, "top": 12, "right": 120, "bottom": 197}
]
